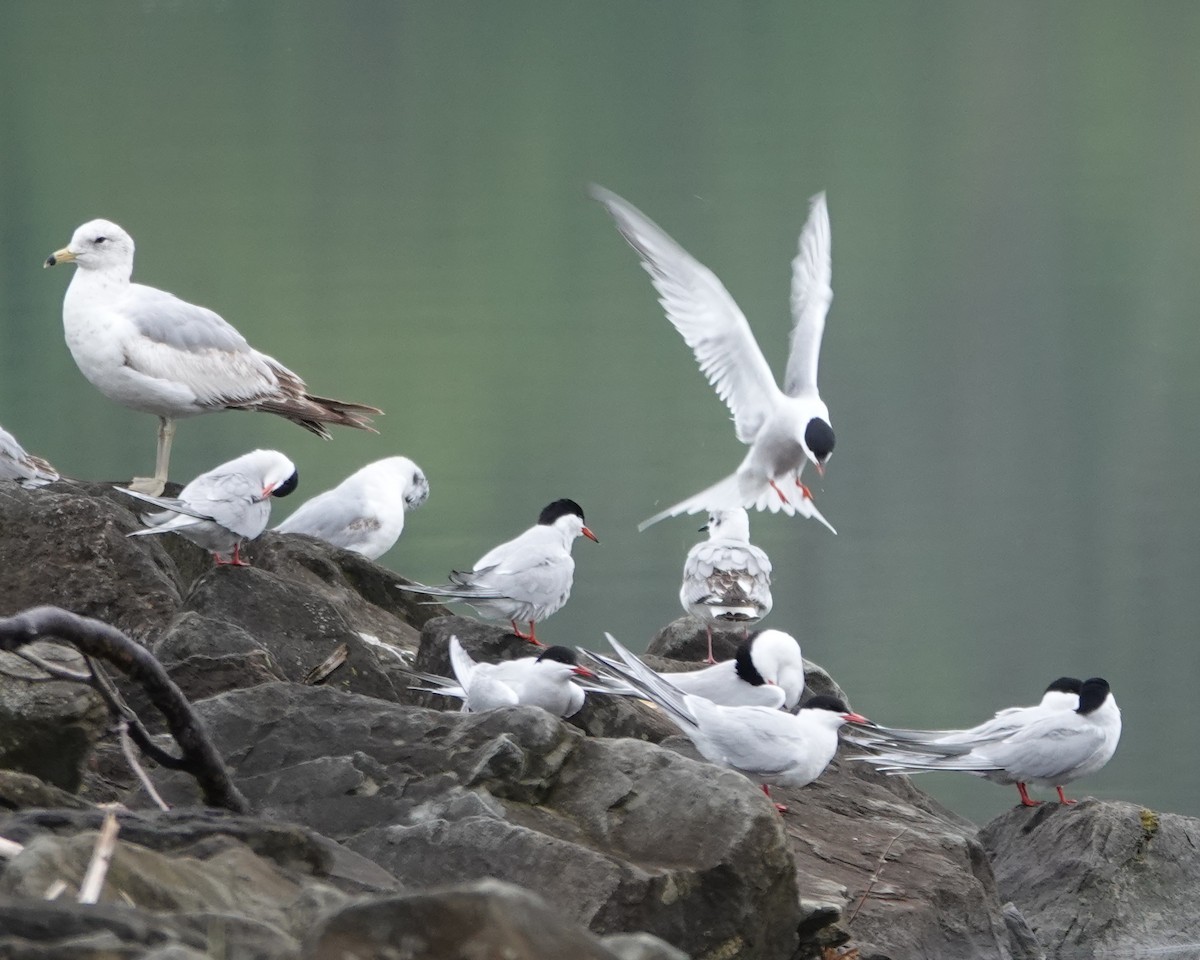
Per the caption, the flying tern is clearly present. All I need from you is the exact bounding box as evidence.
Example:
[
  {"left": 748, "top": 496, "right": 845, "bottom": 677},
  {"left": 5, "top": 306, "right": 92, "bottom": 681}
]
[
  {"left": 275, "top": 456, "right": 429, "bottom": 559},
  {"left": 45, "top": 219, "right": 379, "bottom": 495},
  {"left": 398, "top": 498, "right": 598, "bottom": 645},
  {"left": 119, "top": 449, "right": 298, "bottom": 565},
  {"left": 591, "top": 186, "right": 838, "bottom": 532}
]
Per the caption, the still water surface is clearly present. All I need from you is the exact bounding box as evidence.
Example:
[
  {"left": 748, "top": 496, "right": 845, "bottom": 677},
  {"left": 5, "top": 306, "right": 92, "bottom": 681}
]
[{"left": 2, "top": 3, "right": 1200, "bottom": 829}]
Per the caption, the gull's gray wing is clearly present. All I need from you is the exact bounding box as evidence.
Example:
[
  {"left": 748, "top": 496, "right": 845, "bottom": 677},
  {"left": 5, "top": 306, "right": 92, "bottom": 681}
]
[
  {"left": 117, "top": 283, "right": 289, "bottom": 407},
  {"left": 592, "top": 185, "right": 782, "bottom": 444},
  {"left": 783, "top": 192, "right": 832, "bottom": 398},
  {"left": 275, "top": 488, "right": 378, "bottom": 548}
]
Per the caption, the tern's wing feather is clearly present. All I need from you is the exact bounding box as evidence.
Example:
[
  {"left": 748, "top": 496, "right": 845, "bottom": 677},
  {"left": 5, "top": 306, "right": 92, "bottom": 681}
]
[
  {"left": 592, "top": 185, "right": 781, "bottom": 444},
  {"left": 783, "top": 192, "right": 832, "bottom": 398},
  {"left": 579, "top": 634, "right": 698, "bottom": 732},
  {"left": 116, "top": 487, "right": 215, "bottom": 522},
  {"left": 976, "top": 719, "right": 1104, "bottom": 780},
  {"left": 640, "top": 473, "right": 837, "bottom": 533},
  {"left": 447, "top": 636, "right": 478, "bottom": 690}
]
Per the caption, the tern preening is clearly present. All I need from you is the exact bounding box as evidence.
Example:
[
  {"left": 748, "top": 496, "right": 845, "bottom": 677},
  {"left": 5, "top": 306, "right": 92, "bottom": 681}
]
[
  {"left": 583, "top": 633, "right": 865, "bottom": 811},
  {"left": 586, "top": 630, "right": 805, "bottom": 711},
  {"left": 591, "top": 186, "right": 838, "bottom": 533},
  {"left": 119, "top": 449, "right": 298, "bottom": 565},
  {"left": 45, "top": 219, "right": 379, "bottom": 496},
  {"left": 857, "top": 677, "right": 1120, "bottom": 806},
  {"left": 397, "top": 498, "right": 599, "bottom": 645},
  {"left": 407, "top": 635, "right": 595, "bottom": 717},
  {"left": 0, "top": 424, "right": 59, "bottom": 488},
  {"left": 275, "top": 456, "right": 429, "bottom": 559},
  {"left": 680, "top": 508, "right": 773, "bottom": 663}
]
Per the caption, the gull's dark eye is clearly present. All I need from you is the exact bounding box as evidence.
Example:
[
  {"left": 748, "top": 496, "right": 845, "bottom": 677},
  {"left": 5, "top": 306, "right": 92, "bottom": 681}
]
[{"left": 94, "top": 237, "right": 107, "bottom": 244}]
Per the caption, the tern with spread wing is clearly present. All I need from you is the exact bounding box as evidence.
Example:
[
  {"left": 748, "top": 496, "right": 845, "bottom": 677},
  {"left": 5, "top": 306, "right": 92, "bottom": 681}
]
[
  {"left": 275, "top": 456, "right": 429, "bottom": 559},
  {"left": 45, "top": 220, "right": 379, "bottom": 495},
  {"left": 681, "top": 508, "right": 773, "bottom": 662},
  {"left": 858, "top": 677, "right": 1120, "bottom": 806},
  {"left": 408, "top": 636, "right": 595, "bottom": 717},
  {"left": 583, "top": 634, "right": 865, "bottom": 810},
  {"left": 119, "top": 449, "right": 298, "bottom": 565},
  {"left": 0, "top": 424, "right": 59, "bottom": 488},
  {"left": 592, "top": 186, "right": 838, "bottom": 532},
  {"left": 398, "top": 499, "right": 599, "bottom": 645}
]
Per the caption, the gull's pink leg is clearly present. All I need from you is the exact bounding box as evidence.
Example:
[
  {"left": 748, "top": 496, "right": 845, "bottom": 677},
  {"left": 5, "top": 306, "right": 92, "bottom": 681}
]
[
  {"left": 1016, "top": 782, "right": 1041, "bottom": 807},
  {"left": 705, "top": 625, "right": 717, "bottom": 664},
  {"left": 762, "top": 784, "right": 788, "bottom": 814},
  {"left": 1056, "top": 786, "right": 1076, "bottom": 805}
]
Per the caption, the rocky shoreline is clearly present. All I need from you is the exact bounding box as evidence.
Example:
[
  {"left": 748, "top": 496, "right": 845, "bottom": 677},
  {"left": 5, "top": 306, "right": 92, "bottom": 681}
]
[{"left": 0, "top": 481, "right": 1192, "bottom": 959}]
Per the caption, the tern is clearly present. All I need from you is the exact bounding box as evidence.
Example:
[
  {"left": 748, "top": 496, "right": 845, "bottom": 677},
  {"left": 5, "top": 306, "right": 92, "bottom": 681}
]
[
  {"left": 45, "top": 219, "right": 379, "bottom": 495},
  {"left": 408, "top": 635, "right": 595, "bottom": 717},
  {"left": 680, "top": 508, "right": 773, "bottom": 662},
  {"left": 591, "top": 186, "right": 838, "bottom": 532},
  {"left": 0, "top": 424, "right": 59, "bottom": 488},
  {"left": 398, "top": 498, "right": 599, "bottom": 645},
  {"left": 583, "top": 633, "right": 865, "bottom": 811},
  {"left": 859, "top": 677, "right": 1120, "bottom": 806},
  {"left": 275, "top": 456, "right": 429, "bottom": 559},
  {"left": 118, "top": 449, "right": 298, "bottom": 565},
  {"left": 586, "top": 630, "right": 805, "bottom": 711}
]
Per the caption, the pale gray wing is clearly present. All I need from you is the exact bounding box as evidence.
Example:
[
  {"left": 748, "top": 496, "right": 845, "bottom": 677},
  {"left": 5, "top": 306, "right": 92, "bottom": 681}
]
[
  {"left": 0, "top": 427, "right": 57, "bottom": 486},
  {"left": 978, "top": 718, "right": 1104, "bottom": 780},
  {"left": 448, "top": 636, "right": 479, "bottom": 689},
  {"left": 116, "top": 486, "right": 215, "bottom": 522},
  {"left": 592, "top": 185, "right": 782, "bottom": 444},
  {"left": 118, "top": 283, "right": 287, "bottom": 407},
  {"left": 471, "top": 533, "right": 573, "bottom": 602},
  {"left": 689, "top": 700, "right": 803, "bottom": 775},
  {"left": 179, "top": 469, "right": 267, "bottom": 537},
  {"left": 580, "top": 635, "right": 699, "bottom": 732},
  {"left": 667, "top": 663, "right": 787, "bottom": 709},
  {"left": 275, "top": 489, "right": 376, "bottom": 548},
  {"left": 783, "top": 192, "right": 833, "bottom": 398}
]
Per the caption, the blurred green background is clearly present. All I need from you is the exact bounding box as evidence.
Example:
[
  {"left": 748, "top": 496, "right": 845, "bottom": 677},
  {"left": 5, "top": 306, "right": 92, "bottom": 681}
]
[{"left": 2, "top": 2, "right": 1199, "bottom": 823}]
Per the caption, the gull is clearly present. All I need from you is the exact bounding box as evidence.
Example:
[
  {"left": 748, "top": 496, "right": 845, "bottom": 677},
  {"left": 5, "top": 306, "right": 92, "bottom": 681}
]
[
  {"left": 397, "top": 498, "right": 599, "bottom": 645},
  {"left": 118, "top": 449, "right": 298, "bottom": 565},
  {"left": 858, "top": 678, "right": 1120, "bottom": 806},
  {"left": 407, "top": 635, "right": 595, "bottom": 717},
  {"left": 583, "top": 633, "right": 866, "bottom": 811},
  {"left": 680, "top": 508, "right": 773, "bottom": 662},
  {"left": 584, "top": 629, "right": 806, "bottom": 711},
  {"left": 591, "top": 186, "right": 838, "bottom": 532},
  {"left": 45, "top": 219, "right": 380, "bottom": 495},
  {"left": 275, "top": 456, "right": 429, "bottom": 559},
  {"left": 0, "top": 424, "right": 58, "bottom": 488}
]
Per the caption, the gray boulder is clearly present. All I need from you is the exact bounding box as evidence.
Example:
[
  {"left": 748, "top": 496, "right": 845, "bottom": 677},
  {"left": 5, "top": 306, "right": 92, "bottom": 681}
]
[
  {"left": 154, "top": 682, "right": 801, "bottom": 960},
  {"left": 980, "top": 799, "right": 1200, "bottom": 955}
]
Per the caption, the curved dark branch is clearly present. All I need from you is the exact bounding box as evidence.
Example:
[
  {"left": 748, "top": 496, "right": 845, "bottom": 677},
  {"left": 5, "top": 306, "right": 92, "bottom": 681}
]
[{"left": 0, "top": 606, "right": 249, "bottom": 813}]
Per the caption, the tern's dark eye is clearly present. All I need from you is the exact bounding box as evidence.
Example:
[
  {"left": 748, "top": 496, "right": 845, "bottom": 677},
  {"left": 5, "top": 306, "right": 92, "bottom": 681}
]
[{"left": 94, "top": 237, "right": 107, "bottom": 244}]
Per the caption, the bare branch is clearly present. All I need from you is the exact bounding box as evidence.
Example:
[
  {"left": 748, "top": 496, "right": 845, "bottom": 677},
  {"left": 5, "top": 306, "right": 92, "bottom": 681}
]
[
  {"left": 77, "top": 808, "right": 120, "bottom": 904},
  {"left": 117, "top": 719, "right": 170, "bottom": 812},
  {"left": 847, "top": 827, "right": 908, "bottom": 925},
  {"left": 0, "top": 836, "right": 23, "bottom": 859},
  {"left": 0, "top": 606, "right": 249, "bottom": 813}
]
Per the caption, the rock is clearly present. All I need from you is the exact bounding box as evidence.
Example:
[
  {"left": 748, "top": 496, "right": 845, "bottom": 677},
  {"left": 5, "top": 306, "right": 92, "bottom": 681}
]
[
  {"left": 302, "top": 878, "right": 671, "bottom": 960},
  {"left": 0, "top": 483, "right": 183, "bottom": 641},
  {"left": 0, "top": 771, "right": 89, "bottom": 811},
  {"left": 0, "top": 642, "right": 108, "bottom": 791},
  {"left": 980, "top": 799, "right": 1200, "bottom": 955},
  {"left": 154, "top": 682, "right": 802, "bottom": 960},
  {"left": 601, "top": 931, "right": 691, "bottom": 960}
]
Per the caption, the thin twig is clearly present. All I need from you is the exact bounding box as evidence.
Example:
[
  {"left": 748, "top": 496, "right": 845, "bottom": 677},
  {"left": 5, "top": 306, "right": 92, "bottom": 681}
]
[
  {"left": 85, "top": 656, "right": 188, "bottom": 770},
  {"left": 117, "top": 719, "right": 170, "bottom": 812},
  {"left": 43, "top": 880, "right": 68, "bottom": 900},
  {"left": 13, "top": 647, "right": 93, "bottom": 683},
  {"left": 0, "top": 836, "right": 24, "bottom": 859},
  {"left": 847, "top": 827, "right": 908, "bottom": 925},
  {"left": 304, "top": 643, "right": 348, "bottom": 685},
  {"left": 77, "top": 808, "right": 120, "bottom": 904}
]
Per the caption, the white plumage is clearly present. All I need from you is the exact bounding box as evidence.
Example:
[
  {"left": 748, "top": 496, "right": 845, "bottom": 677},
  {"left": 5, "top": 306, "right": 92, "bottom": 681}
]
[
  {"left": 119, "top": 449, "right": 298, "bottom": 565},
  {"left": 591, "top": 187, "right": 838, "bottom": 532},
  {"left": 275, "top": 457, "right": 429, "bottom": 559},
  {"left": 0, "top": 425, "right": 58, "bottom": 488}
]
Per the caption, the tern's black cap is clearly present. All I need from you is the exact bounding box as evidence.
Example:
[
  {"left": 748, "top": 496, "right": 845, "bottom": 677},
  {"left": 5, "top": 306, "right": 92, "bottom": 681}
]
[
  {"left": 804, "top": 419, "right": 836, "bottom": 462},
  {"left": 1045, "top": 677, "right": 1082, "bottom": 695},
  {"left": 1077, "top": 678, "right": 1111, "bottom": 715},
  {"left": 734, "top": 637, "right": 766, "bottom": 687},
  {"left": 802, "top": 694, "right": 850, "bottom": 714},
  {"left": 538, "top": 499, "right": 586, "bottom": 525},
  {"left": 273, "top": 469, "right": 299, "bottom": 498},
  {"left": 536, "top": 645, "right": 579, "bottom": 666}
]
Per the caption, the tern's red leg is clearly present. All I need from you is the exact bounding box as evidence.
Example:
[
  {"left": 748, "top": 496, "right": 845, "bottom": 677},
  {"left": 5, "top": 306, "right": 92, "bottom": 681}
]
[
  {"left": 768, "top": 480, "right": 791, "bottom": 505},
  {"left": 793, "top": 478, "right": 814, "bottom": 500},
  {"left": 1056, "top": 786, "right": 1076, "bottom": 805},
  {"left": 1016, "top": 782, "right": 1041, "bottom": 807},
  {"left": 511, "top": 621, "right": 544, "bottom": 646},
  {"left": 705, "top": 625, "right": 717, "bottom": 665},
  {"left": 762, "top": 784, "right": 788, "bottom": 814}
]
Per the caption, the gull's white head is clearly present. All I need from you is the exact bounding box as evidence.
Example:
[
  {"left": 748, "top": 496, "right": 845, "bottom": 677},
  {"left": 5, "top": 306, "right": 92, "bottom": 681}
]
[
  {"left": 537, "top": 498, "right": 599, "bottom": 544},
  {"left": 355, "top": 456, "right": 430, "bottom": 510},
  {"left": 702, "top": 508, "right": 751, "bottom": 542},
  {"left": 45, "top": 219, "right": 135, "bottom": 278}
]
